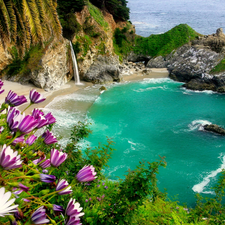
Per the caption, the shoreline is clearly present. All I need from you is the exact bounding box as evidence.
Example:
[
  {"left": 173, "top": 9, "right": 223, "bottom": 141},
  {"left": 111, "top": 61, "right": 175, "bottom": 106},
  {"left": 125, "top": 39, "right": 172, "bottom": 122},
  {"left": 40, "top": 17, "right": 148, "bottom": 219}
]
[{"left": 0, "top": 68, "right": 169, "bottom": 114}]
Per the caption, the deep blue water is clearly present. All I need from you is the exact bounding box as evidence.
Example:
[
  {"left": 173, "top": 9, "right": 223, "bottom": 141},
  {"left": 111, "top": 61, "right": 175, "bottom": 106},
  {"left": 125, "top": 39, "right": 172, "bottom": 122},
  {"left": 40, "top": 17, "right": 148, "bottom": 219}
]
[{"left": 127, "top": 0, "right": 225, "bottom": 37}]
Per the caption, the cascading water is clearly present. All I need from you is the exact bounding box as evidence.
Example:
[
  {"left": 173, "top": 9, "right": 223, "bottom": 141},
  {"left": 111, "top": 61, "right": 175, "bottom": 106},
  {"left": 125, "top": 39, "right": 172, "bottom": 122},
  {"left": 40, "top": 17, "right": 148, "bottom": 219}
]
[{"left": 70, "top": 41, "right": 83, "bottom": 85}]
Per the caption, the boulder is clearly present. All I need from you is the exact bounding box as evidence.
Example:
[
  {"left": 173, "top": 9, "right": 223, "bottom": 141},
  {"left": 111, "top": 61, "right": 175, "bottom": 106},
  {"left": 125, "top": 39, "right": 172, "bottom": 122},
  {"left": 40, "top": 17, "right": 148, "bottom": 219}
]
[
  {"left": 203, "top": 124, "right": 225, "bottom": 135},
  {"left": 146, "top": 56, "right": 167, "bottom": 68},
  {"left": 83, "top": 55, "right": 121, "bottom": 84}
]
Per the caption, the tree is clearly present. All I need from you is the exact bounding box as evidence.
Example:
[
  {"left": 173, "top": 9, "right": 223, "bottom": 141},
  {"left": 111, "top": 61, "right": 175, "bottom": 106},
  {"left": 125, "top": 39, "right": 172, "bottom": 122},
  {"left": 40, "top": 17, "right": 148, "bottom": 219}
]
[{"left": 0, "top": 0, "right": 62, "bottom": 55}]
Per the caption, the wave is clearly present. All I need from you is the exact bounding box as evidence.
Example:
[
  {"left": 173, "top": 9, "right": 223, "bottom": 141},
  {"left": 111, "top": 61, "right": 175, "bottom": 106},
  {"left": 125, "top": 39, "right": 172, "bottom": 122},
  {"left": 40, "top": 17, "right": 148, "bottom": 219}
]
[
  {"left": 45, "top": 93, "right": 99, "bottom": 108},
  {"left": 192, "top": 154, "right": 225, "bottom": 194},
  {"left": 142, "top": 77, "right": 180, "bottom": 84},
  {"left": 188, "top": 119, "right": 212, "bottom": 131},
  {"left": 181, "top": 87, "right": 215, "bottom": 95}
]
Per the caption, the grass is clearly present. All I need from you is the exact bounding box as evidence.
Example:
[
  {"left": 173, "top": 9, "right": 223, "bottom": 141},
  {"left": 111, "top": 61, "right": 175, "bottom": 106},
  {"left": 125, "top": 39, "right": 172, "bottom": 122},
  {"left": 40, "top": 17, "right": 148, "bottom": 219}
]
[
  {"left": 133, "top": 24, "right": 199, "bottom": 57},
  {"left": 87, "top": 1, "right": 108, "bottom": 30},
  {"left": 210, "top": 58, "right": 225, "bottom": 74}
]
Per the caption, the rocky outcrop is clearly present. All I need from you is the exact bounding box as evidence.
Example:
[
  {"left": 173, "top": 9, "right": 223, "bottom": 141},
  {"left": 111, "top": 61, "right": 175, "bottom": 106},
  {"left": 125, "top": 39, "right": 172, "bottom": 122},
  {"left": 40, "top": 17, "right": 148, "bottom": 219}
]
[
  {"left": 83, "top": 55, "right": 121, "bottom": 84},
  {"left": 145, "top": 29, "right": 225, "bottom": 92},
  {"left": 6, "top": 38, "right": 71, "bottom": 91},
  {"left": 203, "top": 124, "right": 225, "bottom": 135},
  {"left": 74, "top": 6, "right": 134, "bottom": 84}
]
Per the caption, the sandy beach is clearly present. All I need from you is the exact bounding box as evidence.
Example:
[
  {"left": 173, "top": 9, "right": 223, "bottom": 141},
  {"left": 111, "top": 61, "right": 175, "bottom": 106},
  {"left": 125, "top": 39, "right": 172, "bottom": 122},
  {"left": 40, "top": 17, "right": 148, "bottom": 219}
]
[{"left": 0, "top": 68, "right": 169, "bottom": 113}]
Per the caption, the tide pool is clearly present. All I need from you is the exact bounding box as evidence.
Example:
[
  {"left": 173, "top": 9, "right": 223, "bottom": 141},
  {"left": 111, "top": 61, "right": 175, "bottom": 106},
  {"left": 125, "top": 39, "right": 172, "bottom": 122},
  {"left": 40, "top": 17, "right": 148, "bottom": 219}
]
[{"left": 84, "top": 78, "right": 225, "bottom": 207}]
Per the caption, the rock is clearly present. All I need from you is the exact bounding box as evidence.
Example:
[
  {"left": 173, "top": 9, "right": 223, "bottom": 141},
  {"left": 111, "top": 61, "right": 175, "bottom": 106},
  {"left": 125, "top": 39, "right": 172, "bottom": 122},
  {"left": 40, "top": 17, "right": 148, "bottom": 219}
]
[
  {"left": 5, "top": 38, "right": 71, "bottom": 91},
  {"left": 83, "top": 55, "right": 121, "bottom": 84},
  {"left": 146, "top": 56, "right": 167, "bottom": 68},
  {"left": 216, "top": 28, "right": 224, "bottom": 37},
  {"left": 28, "top": 38, "right": 71, "bottom": 91},
  {"left": 99, "top": 86, "right": 107, "bottom": 91},
  {"left": 183, "top": 78, "right": 217, "bottom": 91},
  {"left": 203, "top": 124, "right": 225, "bottom": 135},
  {"left": 142, "top": 69, "right": 152, "bottom": 75},
  {"left": 127, "top": 51, "right": 151, "bottom": 63}
]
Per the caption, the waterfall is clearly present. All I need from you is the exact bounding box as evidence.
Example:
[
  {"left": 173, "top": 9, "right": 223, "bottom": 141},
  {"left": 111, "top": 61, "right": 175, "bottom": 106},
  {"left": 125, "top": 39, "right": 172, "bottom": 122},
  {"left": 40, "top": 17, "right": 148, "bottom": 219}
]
[{"left": 70, "top": 41, "right": 82, "bottom": 85}]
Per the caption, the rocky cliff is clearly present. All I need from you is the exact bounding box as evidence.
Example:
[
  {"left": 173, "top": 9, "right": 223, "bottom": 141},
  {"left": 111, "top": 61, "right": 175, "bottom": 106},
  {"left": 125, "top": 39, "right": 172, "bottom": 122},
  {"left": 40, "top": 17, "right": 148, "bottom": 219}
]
[
  {"left": 145, "top": 28, "right": 225, "bottom": 92},
  {"left": 0, "top": 3, "right": 134, "bottom": 89}
]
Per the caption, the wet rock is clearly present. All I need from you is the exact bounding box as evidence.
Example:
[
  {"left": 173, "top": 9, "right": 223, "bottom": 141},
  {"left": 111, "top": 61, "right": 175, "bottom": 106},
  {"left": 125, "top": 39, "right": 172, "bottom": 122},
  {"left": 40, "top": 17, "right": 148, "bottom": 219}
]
[
  {"left": 203, "top": 124, "right": 225, "bottom": 135},
  {"left": 99, "top": 86, "right": 107, "bottom": 91}
]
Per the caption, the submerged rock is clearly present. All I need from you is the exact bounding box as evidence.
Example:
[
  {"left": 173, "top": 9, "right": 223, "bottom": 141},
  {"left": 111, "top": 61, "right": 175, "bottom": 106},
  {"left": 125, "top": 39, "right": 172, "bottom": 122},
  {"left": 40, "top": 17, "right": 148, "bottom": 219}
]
[{"left": 203, "top": 124, "right": 225, "bottom": 135}]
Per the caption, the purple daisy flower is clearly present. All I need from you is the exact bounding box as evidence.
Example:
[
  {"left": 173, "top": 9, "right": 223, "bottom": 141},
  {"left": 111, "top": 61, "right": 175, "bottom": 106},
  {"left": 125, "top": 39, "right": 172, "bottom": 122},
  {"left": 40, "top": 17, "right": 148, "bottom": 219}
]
[
  {"left": 5, "top": 90, "right": 27, "bottom": 106},
  {"left": 53, "top": 204, "right": 64, "bottom": 212},
  {"left": 31, "top": 206, "right": 49, "bottom": 224},
  {"left": 40, "top": 174, "right": 56, "bottom": 183},
  {"left": 66, "top": 198, "right": 84, "bottom": 218},
  {"left": 12, "top": 135, "right": 25, "bottom": 145},
  {"left": 76, "top": 165, "right": 97, "bottom": 182},
  {"left": 32, "top": 109, "right": 48, "bottom": 128},
  {"left": 42, "top": 130, "right": 57, "bottom": 145},
  {"left": 29, "top": 89, "right": 46, "bottom": 104},
  {"left": 19, "top": 183, "right": 29, "bottom": 192},
  {"left": 18, "top": 115, "right": 38, "bottom": 134},
  {"left": 66, "top": 216, "right": 82, "bottom": 225},
  {"left": 56, "top": 179, "right": 72, "bottom": 195},
  {"left": 45, "top": 112, "right": 56, "bottom": 125},
  {"left": 39, "top": 159, "right": 51, "bottom": 169},
  {"left": 26, "top": 135, "right": 37, "bottom": 145},
  {"left": 0, "top": 144, "right": 22, "bottom": 170},
  {"left": 7, "top": 107, "right": 24, "bottom": 132},
  {"left": 50, "top": 149, "right": 67, "bottom": 167}
]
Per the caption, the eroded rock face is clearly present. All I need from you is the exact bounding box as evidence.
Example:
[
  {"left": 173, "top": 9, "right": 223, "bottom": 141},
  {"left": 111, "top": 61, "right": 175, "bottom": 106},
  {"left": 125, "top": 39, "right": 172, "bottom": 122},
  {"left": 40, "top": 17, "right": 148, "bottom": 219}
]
[
  {"left": 83, "top": 55, "right": 121, "bottom": 84},
  {"left": 29, "top": 38, "right": 71, "bottom": 90},
  {"left": 7, "top": 38, "right": 71, "bottom": 91}
]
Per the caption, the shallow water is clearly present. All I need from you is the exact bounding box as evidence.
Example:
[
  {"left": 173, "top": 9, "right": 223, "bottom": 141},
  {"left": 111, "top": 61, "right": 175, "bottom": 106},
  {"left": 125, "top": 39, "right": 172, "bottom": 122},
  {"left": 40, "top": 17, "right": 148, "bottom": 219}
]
[{"left": 84, "top": 79, "right": 225, "bottom": 206}]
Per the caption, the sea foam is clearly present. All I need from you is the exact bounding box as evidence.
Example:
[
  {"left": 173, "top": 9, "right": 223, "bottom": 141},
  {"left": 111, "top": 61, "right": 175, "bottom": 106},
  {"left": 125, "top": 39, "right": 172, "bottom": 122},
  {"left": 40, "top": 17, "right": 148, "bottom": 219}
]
[
  {"left": 192, "top": 154, "right": 225, "bottom": 194},
  {"left": 188, "top": 120, "right": 212, "bottom": 131}
]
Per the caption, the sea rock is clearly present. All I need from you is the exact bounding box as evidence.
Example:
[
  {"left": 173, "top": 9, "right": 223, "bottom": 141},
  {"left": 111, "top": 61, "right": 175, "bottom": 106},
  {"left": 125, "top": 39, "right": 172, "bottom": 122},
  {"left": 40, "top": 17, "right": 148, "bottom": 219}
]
[
  {"left": 203, "top": 124, "right": 225, "bottom": 135},
  {"left": 83, "top": 55, "right": 121, "bottom": 84},
  {"left": 99, "top": 86, "right": 107, "bottom": 91}
]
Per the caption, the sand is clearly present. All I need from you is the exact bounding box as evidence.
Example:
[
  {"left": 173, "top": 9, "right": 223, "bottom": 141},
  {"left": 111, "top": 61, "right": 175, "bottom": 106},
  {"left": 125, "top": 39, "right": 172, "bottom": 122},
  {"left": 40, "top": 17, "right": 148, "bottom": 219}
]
[{"left": 0, "top": 68, "right": 169, "bottom": 113}]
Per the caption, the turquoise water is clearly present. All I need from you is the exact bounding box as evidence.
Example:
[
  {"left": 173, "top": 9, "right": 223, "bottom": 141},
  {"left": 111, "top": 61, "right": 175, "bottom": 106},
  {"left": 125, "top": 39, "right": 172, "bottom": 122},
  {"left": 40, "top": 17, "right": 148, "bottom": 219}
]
[{"left": 85, "top": 78, "right": 225, "bottom": 207}]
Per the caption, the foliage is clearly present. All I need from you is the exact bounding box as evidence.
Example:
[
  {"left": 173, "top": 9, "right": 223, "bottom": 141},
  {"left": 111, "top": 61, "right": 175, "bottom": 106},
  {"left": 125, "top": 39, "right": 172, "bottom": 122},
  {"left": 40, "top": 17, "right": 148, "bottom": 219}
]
[
  {"left": 0, "top": 0, "right": 62, "bottom": 55},
  {"left": 87, "top": 1, "right": 108, "bottom": 30},
  {"left": 72, "top": 42, "right": 82, "bottom": 54},
  {"left": 113, "top": 24, "right": 135, "bottom": 61},
  {"left": 89, "top": 0, "right": 130, "bottom": 21},
  {"left": 210, "top": 57, "right": 225, "bottom": 74},
  {"left": 134, "top": 24, "right": 199, "bottom": 57},
  {"left": 57, "top": 0, "right": 85, "bottom": 14}
]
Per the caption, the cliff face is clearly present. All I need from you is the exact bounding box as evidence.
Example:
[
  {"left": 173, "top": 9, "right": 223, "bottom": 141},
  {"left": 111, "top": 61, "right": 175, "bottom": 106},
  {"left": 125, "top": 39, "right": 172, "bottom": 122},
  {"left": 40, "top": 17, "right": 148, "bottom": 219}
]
[
  {"left": 73, "top": 5, "right": 133, "bottom": 84},
  {"left": 0, "top": 3, "right": 134, "bottom": 89},
  {"left": 145, "top": 28, "right": 225, "bottom": 92}
]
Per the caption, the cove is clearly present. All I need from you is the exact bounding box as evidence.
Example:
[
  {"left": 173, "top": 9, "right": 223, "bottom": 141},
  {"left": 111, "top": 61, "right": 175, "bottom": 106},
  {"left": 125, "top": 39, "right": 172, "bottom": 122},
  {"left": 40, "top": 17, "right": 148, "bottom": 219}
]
[{"left": 85, "top": 78, "right": 225, "bottom": 207}]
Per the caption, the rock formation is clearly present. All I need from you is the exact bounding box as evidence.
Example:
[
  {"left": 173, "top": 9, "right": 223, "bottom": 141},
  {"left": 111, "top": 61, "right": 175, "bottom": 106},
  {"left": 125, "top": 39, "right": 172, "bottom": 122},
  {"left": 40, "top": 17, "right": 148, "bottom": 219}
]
[
  {"left": 145, "top": 28, "right": 225, "bottom": 92},
  {"left": 203, "top": 124, "right": 225, "bottom": 135}
]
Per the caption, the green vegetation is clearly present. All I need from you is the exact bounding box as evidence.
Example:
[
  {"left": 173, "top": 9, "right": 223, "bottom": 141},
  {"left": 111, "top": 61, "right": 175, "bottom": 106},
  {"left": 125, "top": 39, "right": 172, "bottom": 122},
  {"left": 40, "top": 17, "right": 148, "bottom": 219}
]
[
  {"left": 134, "top": 24, "right": 199, "bottom": 57},
  {"left": 0, "top": 0, "right": 61, "bottom": 55},
  {"left": 1, "top": 44, "right": 46, "bottom": 78},
  {"left": 210, "top": 57, "right": 225, "bottom": 74},
  {"left": 87, "top": 1, "right": 109, "bottom": 29},
  {"left": 89, "top": 0, "right": 130, "bottom": 21},
  {"left": 113, "top": 24, "right": 135, "bottom": 61}
]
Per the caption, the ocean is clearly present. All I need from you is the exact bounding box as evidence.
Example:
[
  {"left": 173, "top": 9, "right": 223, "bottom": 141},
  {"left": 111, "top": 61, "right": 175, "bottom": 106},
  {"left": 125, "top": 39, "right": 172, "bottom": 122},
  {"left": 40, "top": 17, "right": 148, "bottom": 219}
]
[
  {"left": 128, "top": 0, "right": 225, "bottom": 37},
  {"left": 44, "top": 0, "right": 225, "bottom": 206}
]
